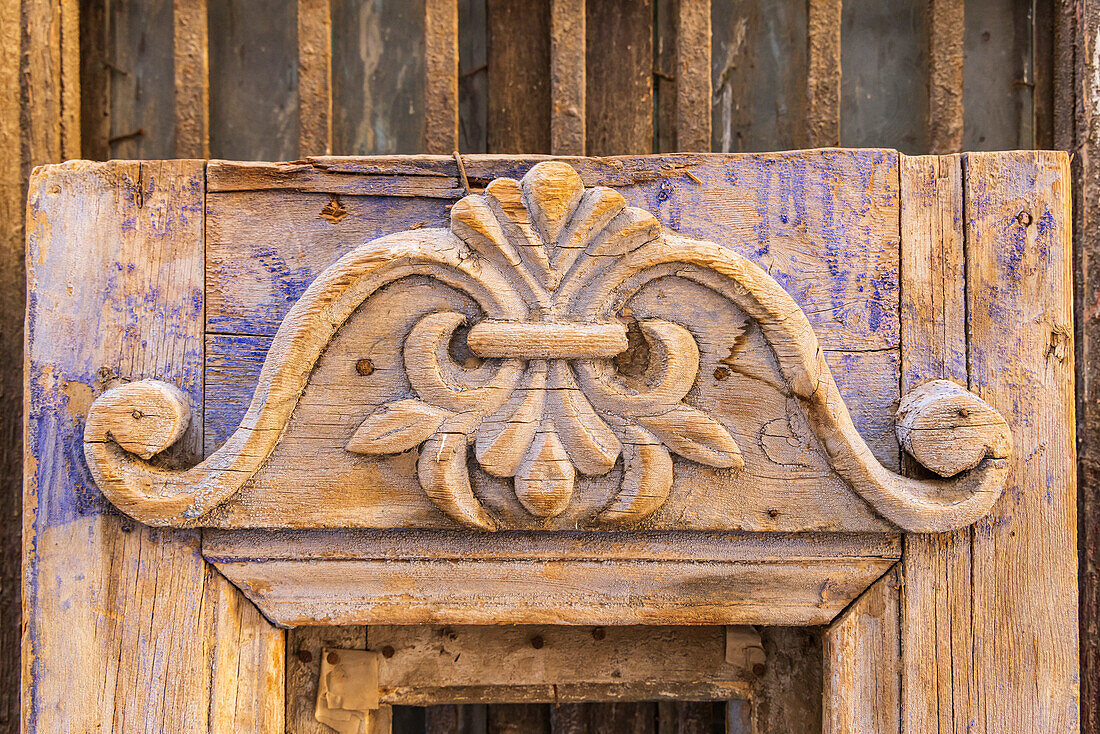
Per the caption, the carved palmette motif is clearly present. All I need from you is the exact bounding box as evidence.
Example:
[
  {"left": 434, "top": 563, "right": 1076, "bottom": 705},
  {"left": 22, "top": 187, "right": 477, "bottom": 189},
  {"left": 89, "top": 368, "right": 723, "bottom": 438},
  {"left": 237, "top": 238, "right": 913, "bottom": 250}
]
[{"left": 83, "top": 161, "right": 1013, "bottom": 532}]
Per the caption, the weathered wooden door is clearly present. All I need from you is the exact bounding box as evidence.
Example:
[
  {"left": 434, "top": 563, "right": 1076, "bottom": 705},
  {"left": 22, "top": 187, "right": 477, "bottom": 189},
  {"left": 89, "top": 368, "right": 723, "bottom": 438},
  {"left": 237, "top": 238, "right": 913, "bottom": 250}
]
[{"left": 23, "top": 147, "right": 1076, "bottom": 732}]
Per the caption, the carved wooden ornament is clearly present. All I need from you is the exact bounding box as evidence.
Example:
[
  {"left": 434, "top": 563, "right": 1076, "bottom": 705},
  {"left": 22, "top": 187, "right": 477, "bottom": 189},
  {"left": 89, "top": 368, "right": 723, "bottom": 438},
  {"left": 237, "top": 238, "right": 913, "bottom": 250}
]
[{"left": 84, "top": 161, "right": 1011, "bottom": 533}]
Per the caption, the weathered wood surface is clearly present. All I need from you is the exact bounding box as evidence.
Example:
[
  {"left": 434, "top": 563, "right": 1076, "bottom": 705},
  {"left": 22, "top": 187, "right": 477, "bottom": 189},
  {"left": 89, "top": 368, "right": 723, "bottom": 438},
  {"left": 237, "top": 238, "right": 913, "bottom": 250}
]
[
  {"left": 898, "top": 153, "right": 973, "bottom": 733},
  {"left": 675, "top": 0, "right": 711, "bottom": 152},
  {"left": 204, "top": 529, "right": 900, "bottom": 626},
  {"left": 585, "top": 0, "right": 652, "bottom": 155},
  {"left": 174, "top": 0, "right": 210, "bottom": 158},
  {"left": 287, "top": 625, "right": 367, "bottom": 734},
  {"left": 823, "top": 567, "right": 901, "bottom": 733},
  {"left": 806, "top": 0, "right": 840, "bottom": 147},
  {"left": 297, "top": 0, "right": 333, "bottom": 156},
  {"left": 487, "top": 0, "right": 550, "bottom": 153},
  {"left": 549, "top": 0, "right": 584, "bottom": 155},
  {"left": 964, "top": 151, "right": 1078, "bottom": 731},
  {"left": 23, "top": 160, "right": 282, "bottom": 733},
  {"left": 928, "top": 0, "right": 964, "bottom": 153},
  {"left": 425, "top": 0, "right": 459, "bottom": 154}
]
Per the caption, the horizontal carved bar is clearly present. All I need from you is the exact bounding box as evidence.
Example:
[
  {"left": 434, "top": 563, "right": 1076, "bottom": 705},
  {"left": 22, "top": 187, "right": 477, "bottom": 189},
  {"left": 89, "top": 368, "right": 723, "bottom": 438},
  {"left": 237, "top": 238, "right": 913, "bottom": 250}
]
[{"left": 466, "top": 321, "right": 629, "bottom": 358}]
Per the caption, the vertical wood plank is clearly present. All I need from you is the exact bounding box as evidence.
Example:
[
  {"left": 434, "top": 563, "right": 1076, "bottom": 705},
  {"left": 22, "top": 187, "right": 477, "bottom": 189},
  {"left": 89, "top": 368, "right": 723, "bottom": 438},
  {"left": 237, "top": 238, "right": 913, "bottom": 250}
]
[
  {"left": 711, "top": 0, "right": 807, "bottom": 153},
  {"left": 806, "top": 0, "right": 840, "bottom": 147},
  {"left": 1074, "top": 5, "right": 1100, "bottom": 733},
  {"left": 676, "top": 0, "right": 711, "bottom": 151},
  {"left": 752, "top": 628, "right": 822, "bottom": 734},
  {"left": 209, "top": 0, "right": 299, "bottom": 160},
  {"left": 298, "top": 0, "right": 333, "bottom": 156},
  {"left": 22, "top": 160, "right": 283, "bottom": 732},
  {"left": 823, "top": 568, "right": 901, "bottom": 734},
  {"left": 549, "top": 0, "right": 585, "bottom": 155},
  {"left": 962, "top": 0, "right": 1032, "bottom": 150},
  {"left": 487, "top": 0, "right": 550, "bottom": 153},
  {"left": 207, "top": 570, "right": 285, "bottom": 732},
  {"left": 898, "top": 154, "right": 973, "bottom": 733},
  {"left": 965, "top": 151, "right": 1077, "bottom": 732},
  {"left": 425, "top": 0, "right": 459, "bottom": 153},
  {"left": 458, "top": 0, "right": 488, "bottom": 153},
  {"left": 174, "top": 0, "right": 210, "bottom": 158},
  {"left": 285, "top": 625, "right": 366, "bottom": 733},
  {"left": 0, "top": 5, "right": 22, "bottom": 727},
  {"left": 488, "top": 703, "right": 550, "bottom": 733},
  {"left": 331, "top": 0, "right": 427, "bottom": 155},
  {"left": 585, "top": 0, "right": 652, "bottom": 155},
  {"left": 840, "top": 0, "right": 929, "bottom": 153},
  {"left": 108, "top": 0, "right": 175, "bottom": 158},
  {"left": 928, "top": 0, "right": 964, "bottom": 153},
  {"left": 78, "top": 0, "right": 109, "bottom": 160}
]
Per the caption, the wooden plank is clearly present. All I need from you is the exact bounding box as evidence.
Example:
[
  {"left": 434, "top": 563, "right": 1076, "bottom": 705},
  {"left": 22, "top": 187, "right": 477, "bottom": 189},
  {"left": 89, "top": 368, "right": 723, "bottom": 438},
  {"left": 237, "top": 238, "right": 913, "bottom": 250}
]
[
  {"left": 806, "top": 0, "right": 840, "bottom": 147},
  {"left": 964, "top": 151, "right": 1078, "bottom": 731},
  {"left": 962, "top": 0, "right": 1031, "bottom": 150},
  {"left": 928, "top": 0, "right": 964, "bottom": 153},
  {"left": 108, "top": 0, "right": 175, "bottom": 158},
  {"left": 297, "top": 0, "right": 332, "bottom": 156},
  {"left": 898, "top": 154, "right": 971, "bottom": 733},
  {"left": 209, "top": 0, "right": 298, "bottom": 160},
  {"left": 823, "top": 567, "right": 901, "bottom": 734},
  {"left": 585, "top": 0, "right": 652, "bottom": 155},
  {"left": 365, "top": 625, "right": 757, "bottom": 699},
  {"left": 549, "top": 0, "right": 585, "bottom": 155},
  {"left": 22, "top": 160, "right": 281, "bottom": 732},
  {"left": 206, "top": 530, "right": 899, "bottom": 626},
  {"left": 458, "top": 0, "right": 488, "bottom": 153},
  {"left": 425, "top": 0, "right": 459, "bottom": 153},
  {"left": 174, "top": 0, "right": 210, "bottom": 158},
  {"left": 711, "top": 0, "right": 808, "bottom": 152},
  {"left": 752, "top": 628, "right": 823, "bottom": 734},
  {"left": 840, "top": 0, "right": 929, "bottom": 153},
  {"left": 331, "top": 0, "right": 427, "bottom": 155},
  {"left": 1075, "top": 4, "right": 1100, "bottom": 732},
  {"left": 676, "top": 0, "right": 712, "bottom": 152},
  {"left": 79, "top": 0, "right": 109, "bottom": 159},
  {"left": 285, "top": 625, "right": 367, "bottom": 734},
  {"left": 654, "top": 0, "right": 676, "bottom": 153},
  {"left": 489, "top": 704, "right": 550, "bottom": 734},
  {"left": 487, "top": 0, "right": 551, "bottom": 153}
]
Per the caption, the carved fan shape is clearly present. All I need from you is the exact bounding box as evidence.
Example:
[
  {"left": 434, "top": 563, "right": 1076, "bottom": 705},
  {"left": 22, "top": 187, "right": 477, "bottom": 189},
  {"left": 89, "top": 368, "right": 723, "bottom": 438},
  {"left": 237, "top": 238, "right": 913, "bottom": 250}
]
[
  {"left": 345, "top": 162, "right": 741, "bottom": 528},
  {"left": 82, "top": 160, "right": 1013, "bottom": 535}
]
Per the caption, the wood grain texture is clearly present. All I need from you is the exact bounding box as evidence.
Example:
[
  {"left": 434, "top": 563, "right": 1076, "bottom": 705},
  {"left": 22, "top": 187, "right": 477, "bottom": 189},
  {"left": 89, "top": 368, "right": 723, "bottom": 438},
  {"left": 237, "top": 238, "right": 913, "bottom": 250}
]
[
  {"left": 108, "top": 0, "right": 175, "bottom": 158},
  {"left": 711, "top": 0, "right": 807, "bottom": 153},
  {"left": 964, "top": 151, "right": 1078, "bottom": 731},
  {"left": 204, "top": 529, "right": 901, "bottom": 626},
  {"left": 487, "top": 0, "right": 550, "bottom": 153},
  {"left": 22, "top": 160, "right": 281, "bottom": 733},
  {"left": 962, "top": 0, "right": 1033, "bottom": 151},
  {"left": 898, "top": 153, "right": 973, "bottom": 734},
  {"left": 928, "top": 0, "right": 964, "bottom": 153},
  {"left": 823, "top": 566, "right": 901, "bottom": 733},
  {"left": 425, "top": 0, "right": 459, "bottom": 153},
  {"left": 549, "top": 0, "right": 584, "bottom": 155},
  {"left": 585, "top": 0, "right": 652, "bottom": 155},
  {"left": 208, "top": 0, "right": 298, "bottom": 160},
  {"left": 676, "top": 0, "right": 712, "bottom": 152},
  {"left": 806, "top": 0, "right": 840, "bottom": 147},
  {"left": 297, "top": 0, "right": 333, "bottom": 156},
  {"left": 174, "top": 0, "right": 210, "bottom": 158},
  {"left": 458, "top": 0, "right": 488, "bottom": 153},
  {"left": 286, "top": 625, "right": 367, "bottom": 734},
  {"left": 840, "top": 0, "right": 929, "bottom": 154}
]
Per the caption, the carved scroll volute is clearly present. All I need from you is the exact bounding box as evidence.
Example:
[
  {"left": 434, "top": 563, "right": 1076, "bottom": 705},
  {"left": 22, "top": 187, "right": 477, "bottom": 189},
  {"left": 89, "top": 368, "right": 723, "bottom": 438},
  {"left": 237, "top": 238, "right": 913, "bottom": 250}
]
[{"left": 83, "top": 161, "right": 1014, "bottom": 533}]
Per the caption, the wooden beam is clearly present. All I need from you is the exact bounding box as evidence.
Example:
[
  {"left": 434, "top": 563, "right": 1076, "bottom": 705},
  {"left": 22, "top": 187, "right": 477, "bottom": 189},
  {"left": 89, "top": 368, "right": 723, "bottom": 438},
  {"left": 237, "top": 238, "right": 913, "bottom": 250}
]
[
  {"left": 928, "top": 0, "right": 964, "bottom": 153},
  {"left": 676, "top": 0, "right": 711, "bottom": 151},
  {"left": 964, "top": 151, "right": 1077, "bottom": 732},
  {"left": 174, "top": 0, "right": 210, "bottom": 158},
  {"left": 807, "top": 0, "right": 841, "bottom": 147},
  {"left": 823, "top": 567, "right": 901, "bottom": 733},
  {"left": 898, "top": 154, "right": 972, "bottom": 733},
  {"left": 297, "top": 0, "right": 332, "bottom": 156},
  {"left": 425, "top": 0, "right": 459, "bottom": 153},
  {"left": 549, "top": 0, "right": 585, "bottom": 155},
  {"left": 585, "top": 0, "right": 652, "bottom": 154}
]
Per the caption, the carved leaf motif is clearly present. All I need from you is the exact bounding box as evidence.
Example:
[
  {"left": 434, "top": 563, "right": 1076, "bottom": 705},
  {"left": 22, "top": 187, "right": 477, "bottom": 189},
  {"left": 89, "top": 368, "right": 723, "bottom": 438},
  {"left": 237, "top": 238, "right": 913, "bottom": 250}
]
[
  {"left": 346, "top": 399, "right": 453, "bottom": 455},
  {"left": 636, "top": 405, "right": 744, "bottom": 470},
  {"left": 475, "top": 362, "right": 547, "bottom": 477},
  {"left": 522, "top": 160, "right": 585, "bottom": 250},
  {"left": 545, "top": 361, "right": 621, "bottom": 475},
  {"left": 552, "top": 186, "right": 626, "bottom": 274},
  {"left": 418, "top": 430, "right": 497, "bottom": 531},
  {"left": 599, "top": 422, "right": 673, "bottom": 524},
  {"left": 514, "top": 420, "right": 575, "bottom": 517},
  {"left": 585, "top": 207, "right": 661, "bottom": 257}
]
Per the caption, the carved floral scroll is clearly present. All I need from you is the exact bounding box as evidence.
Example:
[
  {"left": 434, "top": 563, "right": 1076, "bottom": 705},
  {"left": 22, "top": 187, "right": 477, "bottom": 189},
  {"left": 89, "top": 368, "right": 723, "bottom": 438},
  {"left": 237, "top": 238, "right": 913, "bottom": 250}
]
[{"left": 83, "top": 161, "right": 1012, "bottom": 533}]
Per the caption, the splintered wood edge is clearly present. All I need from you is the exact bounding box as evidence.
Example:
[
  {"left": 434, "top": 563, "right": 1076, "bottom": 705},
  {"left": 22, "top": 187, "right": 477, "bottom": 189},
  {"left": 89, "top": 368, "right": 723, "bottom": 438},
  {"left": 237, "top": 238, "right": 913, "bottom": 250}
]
[{"left": 84, "top": 159, "right": 1013, "bottom": 533}]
